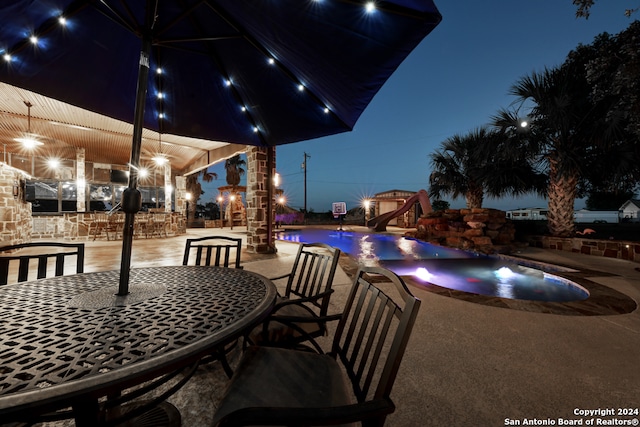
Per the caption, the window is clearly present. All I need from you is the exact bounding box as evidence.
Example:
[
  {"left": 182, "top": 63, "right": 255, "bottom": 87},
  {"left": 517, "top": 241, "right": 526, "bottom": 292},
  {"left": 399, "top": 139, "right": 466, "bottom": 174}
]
[{"left": 89, "top": 185, "right": 113, "bottom": 211}]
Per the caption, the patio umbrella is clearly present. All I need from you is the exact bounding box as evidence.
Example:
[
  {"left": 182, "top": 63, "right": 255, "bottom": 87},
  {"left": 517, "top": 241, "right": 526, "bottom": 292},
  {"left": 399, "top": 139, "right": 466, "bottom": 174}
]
[{"left": 0, "top": 0, "right": 442, "bottom": 294}]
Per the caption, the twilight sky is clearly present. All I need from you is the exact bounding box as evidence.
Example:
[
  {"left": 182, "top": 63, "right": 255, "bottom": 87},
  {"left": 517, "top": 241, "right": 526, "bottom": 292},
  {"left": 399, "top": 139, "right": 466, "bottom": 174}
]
[{"left": 202, "top": 1, "right": 634, "bottom": 213}]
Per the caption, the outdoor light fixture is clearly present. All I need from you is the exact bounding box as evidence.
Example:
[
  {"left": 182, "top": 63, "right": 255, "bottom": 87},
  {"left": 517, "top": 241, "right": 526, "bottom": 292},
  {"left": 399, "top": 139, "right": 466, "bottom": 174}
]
[
  {"left": 273, "top": 172, "right": 281, "bottom": 187},
  {"left": 152, "top": 134, "right": 168, "bottom": 166},
  {"left": 47, "top": 158, "right": 60, "bottom": 169},
  {"left": 520, "top": 121, "right": 528, "bottom": 128},
  {"left": 14, "top": 101, "right": 43, "bottom": 149}
]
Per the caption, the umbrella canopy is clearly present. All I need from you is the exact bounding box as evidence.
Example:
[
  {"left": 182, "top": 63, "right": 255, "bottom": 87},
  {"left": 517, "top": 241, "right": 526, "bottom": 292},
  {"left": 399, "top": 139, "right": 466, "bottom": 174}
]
[
  {"left": 0, "top": 1, "right": 441, "bottom": 147},
  {"left": 0, "top": 0, "right": 442, "bottom": 293}
]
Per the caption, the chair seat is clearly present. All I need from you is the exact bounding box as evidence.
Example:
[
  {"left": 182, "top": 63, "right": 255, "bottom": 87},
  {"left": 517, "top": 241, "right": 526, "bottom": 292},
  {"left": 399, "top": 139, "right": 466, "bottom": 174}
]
[
  {"left": 213, "top": 346, "right": 356, "bottom": 427},
  {"left": 247, "top": 296, "right": 325, "bottom": 345}
]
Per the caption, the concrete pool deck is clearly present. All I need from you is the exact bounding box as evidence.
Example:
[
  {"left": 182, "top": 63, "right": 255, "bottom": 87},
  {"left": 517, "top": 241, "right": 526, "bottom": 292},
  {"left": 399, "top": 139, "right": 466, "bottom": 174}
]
[{"left": 10, "top": 226, "right": 639, "bottom": 427}]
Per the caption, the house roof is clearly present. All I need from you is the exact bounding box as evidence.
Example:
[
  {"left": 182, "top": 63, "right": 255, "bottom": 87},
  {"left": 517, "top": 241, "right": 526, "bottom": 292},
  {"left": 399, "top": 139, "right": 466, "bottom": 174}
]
[
  {"left": 373, "top": 189, "right": 418, "bottom": 199},
  {"left": 620, "top": 199, "right": 640, "bottom": 210}
]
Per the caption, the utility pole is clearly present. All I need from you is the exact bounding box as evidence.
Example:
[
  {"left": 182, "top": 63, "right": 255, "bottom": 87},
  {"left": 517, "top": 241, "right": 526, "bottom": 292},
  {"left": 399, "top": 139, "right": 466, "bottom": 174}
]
[{"left": 302, "top": 152, "right": 310, "bottom": 213}]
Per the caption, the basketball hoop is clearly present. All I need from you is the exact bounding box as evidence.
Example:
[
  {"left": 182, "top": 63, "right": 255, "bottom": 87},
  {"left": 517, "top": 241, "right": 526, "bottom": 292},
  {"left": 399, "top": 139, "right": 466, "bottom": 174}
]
[{"left": 332, "top": 202, "right": 346, "bottom": 231}]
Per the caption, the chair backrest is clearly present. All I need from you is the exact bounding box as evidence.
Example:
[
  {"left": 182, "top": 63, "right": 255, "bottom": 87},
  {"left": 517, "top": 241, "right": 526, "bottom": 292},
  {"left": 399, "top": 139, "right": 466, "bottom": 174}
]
[
  {"left": 284, "top": 242, "right": 341, "bottom": 315},
  {"left": 0, "top": 242, "right": 85, "bottom": 286},
  {"left": 182, "top": 236, "right": 243, "bottom": 268},
  {"left": 331, "top": 266, "right": 421, "bottom": 410}
]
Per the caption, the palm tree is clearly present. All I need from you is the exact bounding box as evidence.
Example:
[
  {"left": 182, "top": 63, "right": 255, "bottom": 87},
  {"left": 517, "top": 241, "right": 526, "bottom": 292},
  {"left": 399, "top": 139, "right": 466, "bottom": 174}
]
[
  {"left": 429, "top": 129, "right": 487, "bottom": 208},
  {"left": 493, "top": 64, "right": 605, "bottom": 237},
  {"left": 224, "top": 155, "right": 246, "bottom": 187},
  {"left": 429, "top": 127, "right": 544, "bottom": 209},
  {"left": 185, "top": 168, "right": 217, "bottom": 221}
]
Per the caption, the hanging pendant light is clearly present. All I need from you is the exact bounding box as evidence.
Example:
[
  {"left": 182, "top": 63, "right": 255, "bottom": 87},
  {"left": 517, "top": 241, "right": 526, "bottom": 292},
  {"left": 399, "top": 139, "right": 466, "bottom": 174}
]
[
  {"left": 14, "top": 101, "right": 43, "bottom": 149},
  {"left": 152, "top": 133, "right": 168, "bottom": 166}
]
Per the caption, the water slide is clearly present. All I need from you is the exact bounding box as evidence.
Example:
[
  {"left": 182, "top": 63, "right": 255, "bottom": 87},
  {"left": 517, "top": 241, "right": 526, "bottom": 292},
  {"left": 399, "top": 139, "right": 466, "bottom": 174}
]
[{"left": 367, "top": 189, "right": 433, "bottom": 232}]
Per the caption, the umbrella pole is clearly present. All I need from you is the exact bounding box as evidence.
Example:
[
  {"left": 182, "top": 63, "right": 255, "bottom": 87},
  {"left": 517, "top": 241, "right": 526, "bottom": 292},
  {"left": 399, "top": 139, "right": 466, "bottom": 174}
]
[{"left": 118, "top": 22, "right": 153, "bottom": 296}]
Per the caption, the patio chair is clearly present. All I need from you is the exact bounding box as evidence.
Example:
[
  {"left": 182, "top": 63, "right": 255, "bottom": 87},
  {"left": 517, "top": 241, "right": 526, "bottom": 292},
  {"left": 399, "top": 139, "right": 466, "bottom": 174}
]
[
  {"left": 245, "top": 242, "right": 341, "bottom": 351},
  {"left": 0, "top": 242, "right": 85, "bottom": 286},
  {"left": 212, "top": 266, "right": 421, "bottom": 427},
  {"left": 182, "top": 235, "right": 244, "bottom": 377},
  {"left": 182, "top": 235, "right": 243, "bottom": 269}
]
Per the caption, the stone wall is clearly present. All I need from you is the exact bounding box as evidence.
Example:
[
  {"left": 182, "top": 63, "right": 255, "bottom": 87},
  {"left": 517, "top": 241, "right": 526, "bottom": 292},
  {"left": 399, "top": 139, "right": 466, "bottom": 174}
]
[
  {"left": 527, "top": 235, "right": 640, "bottom": 263},
  {"left": 414, "top": 208, "right": 515, "bottom": 253},
  {"left": 0, "top": 164, "right": 32, "bottom": 245}
]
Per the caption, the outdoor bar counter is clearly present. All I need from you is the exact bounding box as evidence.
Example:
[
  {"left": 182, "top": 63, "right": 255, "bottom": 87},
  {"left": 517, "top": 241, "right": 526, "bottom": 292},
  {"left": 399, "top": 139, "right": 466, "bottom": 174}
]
[{"left": 31, "top": 212, "right": 186, "bottom": 241}]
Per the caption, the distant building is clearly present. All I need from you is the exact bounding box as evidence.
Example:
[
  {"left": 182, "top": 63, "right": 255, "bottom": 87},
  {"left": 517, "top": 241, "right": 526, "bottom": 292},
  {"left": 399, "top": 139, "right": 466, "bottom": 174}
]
[
  {"left": 371, "top": 189, "right": 421, "bottom": 227},
  {"left": 505, "top": 207, "right": 548, "bottom": 220},
  {"left": 620, "top": 199, "right": 640, "bottom": 222}
]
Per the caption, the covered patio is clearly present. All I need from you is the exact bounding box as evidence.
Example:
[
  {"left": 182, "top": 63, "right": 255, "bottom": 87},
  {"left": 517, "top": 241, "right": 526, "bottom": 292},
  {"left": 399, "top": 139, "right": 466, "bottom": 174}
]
[
  {"left": 18, "top": 226, "right": 638, "bottom": 426},
  {"left": 0, "top": 81, "right": 277, "bottom": 252}
]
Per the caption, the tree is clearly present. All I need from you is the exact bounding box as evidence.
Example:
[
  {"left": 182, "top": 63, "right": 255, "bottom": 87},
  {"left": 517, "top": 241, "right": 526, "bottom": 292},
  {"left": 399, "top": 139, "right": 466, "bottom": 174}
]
[
  {"left": 567, "top": 23, "right": 640, "bottom": 209},
  {"left": 493, "top": 62, "right": 608, "bottom": 237},
  {"left": 573, "top": 0, "right": 638, "bottom": 18},
  {"left": 431, "top": 200, "right": 450, "bottom": 211},
  {"left": 576, "top": 21, "right": 640, "bottom": 140},
  {"left": 224, "top": 155, "right": 246, "bottom": 187},
  {"left": 429, "top": 127, "right": 545, "bottom": 209},
  {"left": 185, "top": 168, "right": 217, "bottom": 221},
  {"left": 429, "top": 129, "right": 487, "bottom": 209}
]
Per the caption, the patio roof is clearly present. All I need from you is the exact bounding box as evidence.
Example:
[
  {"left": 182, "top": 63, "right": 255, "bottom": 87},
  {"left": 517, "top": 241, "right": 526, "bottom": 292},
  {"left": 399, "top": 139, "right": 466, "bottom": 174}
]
[{"left": 0, "top": 82, "right": 246, "bottom": 174}]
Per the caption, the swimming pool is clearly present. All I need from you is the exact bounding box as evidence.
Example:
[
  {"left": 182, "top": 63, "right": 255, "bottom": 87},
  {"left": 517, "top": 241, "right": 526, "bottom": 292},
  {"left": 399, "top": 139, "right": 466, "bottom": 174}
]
[{"left": 276, "top": 229, "right": 589, "bottom": 303}]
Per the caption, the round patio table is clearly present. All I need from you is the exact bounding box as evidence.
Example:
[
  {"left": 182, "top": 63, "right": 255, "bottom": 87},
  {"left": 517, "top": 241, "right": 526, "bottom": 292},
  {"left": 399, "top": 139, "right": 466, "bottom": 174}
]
[{"left": 0, "top": 266, "right": 276, "bottom": 426}]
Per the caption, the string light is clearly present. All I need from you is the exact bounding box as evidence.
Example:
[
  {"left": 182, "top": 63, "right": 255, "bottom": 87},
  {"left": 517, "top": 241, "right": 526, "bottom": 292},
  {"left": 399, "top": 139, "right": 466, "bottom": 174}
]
[{"left": 1, "top": 2, "right": 388, "bottom": 145}]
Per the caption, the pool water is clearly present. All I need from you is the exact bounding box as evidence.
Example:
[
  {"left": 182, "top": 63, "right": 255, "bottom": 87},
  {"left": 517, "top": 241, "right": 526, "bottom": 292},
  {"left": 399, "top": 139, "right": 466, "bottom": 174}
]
[{"left": 276, "top": 229, "right": 589, "bottom": 303}]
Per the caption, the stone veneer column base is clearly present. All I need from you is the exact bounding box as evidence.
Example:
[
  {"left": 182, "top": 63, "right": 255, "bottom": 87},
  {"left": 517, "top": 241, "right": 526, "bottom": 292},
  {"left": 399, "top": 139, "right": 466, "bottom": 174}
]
[{"left": 0, "top": 164, "right": 32, "bottom": 245}]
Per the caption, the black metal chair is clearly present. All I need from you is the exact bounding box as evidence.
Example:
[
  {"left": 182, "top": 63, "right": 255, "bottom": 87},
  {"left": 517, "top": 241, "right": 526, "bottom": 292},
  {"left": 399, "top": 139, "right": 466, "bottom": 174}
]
[
  {"left": 245, "top": 242, "right": 341, "bottom": 351},
  {"left": 182, "top": 235, "right": 243, "bottom": 269},
  {"left": 0, "top": 242, "right": 85, "bottom": 286},
  {"left": 182, "top": 235, "right": 243, "bottom": 377},
  {"left": 213, "top": 266, "right": 421, "bottom": 427}
]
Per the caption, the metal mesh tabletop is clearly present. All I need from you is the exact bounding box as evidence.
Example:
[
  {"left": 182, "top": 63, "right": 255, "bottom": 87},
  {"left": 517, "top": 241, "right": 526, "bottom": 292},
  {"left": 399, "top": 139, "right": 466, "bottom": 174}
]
[{"left": 0, "top": 266, "right": 276, "bottom": 419}]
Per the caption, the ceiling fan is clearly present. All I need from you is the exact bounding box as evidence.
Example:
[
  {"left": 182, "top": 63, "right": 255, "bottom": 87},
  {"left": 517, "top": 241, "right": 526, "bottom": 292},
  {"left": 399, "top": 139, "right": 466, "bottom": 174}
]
[{"left": 14, "top": 101, "right": 44, "bottom": 149}]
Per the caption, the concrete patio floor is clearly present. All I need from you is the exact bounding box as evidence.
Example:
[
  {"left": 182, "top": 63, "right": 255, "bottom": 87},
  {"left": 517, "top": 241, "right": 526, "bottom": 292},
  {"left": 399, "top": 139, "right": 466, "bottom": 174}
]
[{"left": 11, "top": 226, "right": 640, "bottom": 426}]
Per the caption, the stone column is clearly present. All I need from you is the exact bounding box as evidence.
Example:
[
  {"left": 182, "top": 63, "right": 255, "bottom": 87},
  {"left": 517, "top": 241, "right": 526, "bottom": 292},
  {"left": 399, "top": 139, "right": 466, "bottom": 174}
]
[
  {"left": 76, "top": 148, "right": 85, "bottom": 212},
  {"left": 175, "top": 175, "right": 186, "bottom": 213},
  {"left": 246, "top": 146, "right": 276, "bottom": 253},
  {"left": 0, "top": 164, "right": 32, "bottom": 244},
  {"left": 164, "top": 163, "right": 172, "bottom": 212}
]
